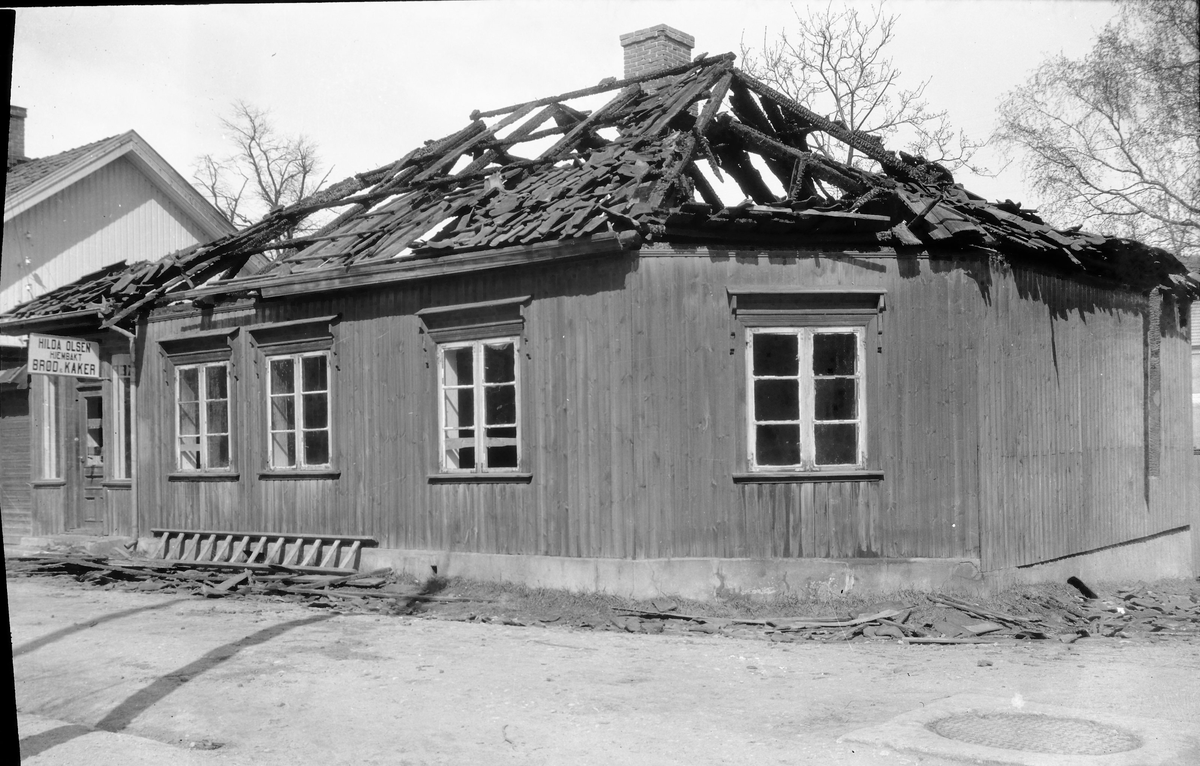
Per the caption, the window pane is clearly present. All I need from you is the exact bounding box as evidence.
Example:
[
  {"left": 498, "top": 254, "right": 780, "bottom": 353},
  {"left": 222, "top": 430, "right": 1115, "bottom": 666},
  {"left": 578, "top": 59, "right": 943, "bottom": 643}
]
[
  {"left": 270, "top": 358, "right": 295, "bottom": 394},
  {"left": 487, "top": 445, "right": 518, "bottom": 468},
  {"left": 443, "top": 347, "right": 473, "bottom": 387},
  {"left": 813, "top": 333, "right": 857, "bottom": 376},
  {"left": 301, "top": 355, "right": 327, "bottom": 392},
  {"left": 207, "top": 401, "right": 229, "bottom": 434},
  {"left": 815, "top": 423, "right": 857, "bottom": 465},
  {"left": 271, "top": 396, "right": 295, "bottom": 431},
  {"left": 179, "top": 445, "right": 200, "bottom": 471},
  {"left": 179, "top": 402, "right": 200, "bottom": 436},
  {"left": 272, "top": 431, "right": 296, "bottom": 467},
  {"left": 484, "top": 385, "right": 516, "bottom": 425},
  {"left": 207, "top": 435, "right": 231, "bottom": 469},
  {"left": 753, "top": 334, "right": 799, "bottom": 376},
  {"left": 304, "top": 430, "right": 330, "bottom": 465},
  {"left": 178, "top": 368, "right": 199, "bottom": 402},
  {"left": 302, "top": 393, "right": 328, "bottom": 429},
  {"left": 814, "top": 378, "right": 857, "bottom": 420},
  {"left": 205, "top": 366, "right": 228, "bottom": 400},
  {"left": 445, "top": 388, "right": 474, "bottom": 429},
  {"left": 446, "top": 446, "right": 476, "bottom": 470},
  {"left": 756, "top": 423, "right": 800, "bottom": 465},
  {"left": 485, "top": 426, "right": 518, "bottom": 439},
  {"left": 754, "top": 380, "right": 799, "bottom": 421},
  {"left": 483, "top": 343, "right": 515, "bottom": 383}
]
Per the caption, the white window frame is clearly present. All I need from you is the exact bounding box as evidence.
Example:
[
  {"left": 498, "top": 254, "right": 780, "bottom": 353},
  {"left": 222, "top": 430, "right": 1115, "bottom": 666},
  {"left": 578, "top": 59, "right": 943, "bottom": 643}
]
[
  {"left": 38, "top": 375, "right": 60, "bottom": 479},
  {"left": 437, "top": 337, "right": 521, "bottom": 474},
  {"left": 175, "top": 361, "right": 232, "bottom": 472},
  {"left": 110, "top": 354, "right": 134, "bottom": 480},
  {"left": 746, "top": 326, "right": 867, "bottom": 471},
  {"left": 266, "top": 351, "right": 332, "bottom": 470}
]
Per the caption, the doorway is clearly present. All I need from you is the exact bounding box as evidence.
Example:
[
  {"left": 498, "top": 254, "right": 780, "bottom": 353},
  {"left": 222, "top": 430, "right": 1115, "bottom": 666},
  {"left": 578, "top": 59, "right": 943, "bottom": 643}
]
[{"left": 70, "top": 384, "right": 106, "bottom": 533}]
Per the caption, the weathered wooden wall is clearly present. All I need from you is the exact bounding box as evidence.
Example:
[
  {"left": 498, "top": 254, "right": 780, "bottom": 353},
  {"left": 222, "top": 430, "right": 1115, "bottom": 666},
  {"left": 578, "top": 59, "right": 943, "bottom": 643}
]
[
  {"left": 976, "top": 266, "right": 1192, "bottom": 570},
  {"left": 0, "top": 387, "right": 32, "bottom": 539},
  {"left": 135, "top": 248, "right": 1194, "bottom": 567}
]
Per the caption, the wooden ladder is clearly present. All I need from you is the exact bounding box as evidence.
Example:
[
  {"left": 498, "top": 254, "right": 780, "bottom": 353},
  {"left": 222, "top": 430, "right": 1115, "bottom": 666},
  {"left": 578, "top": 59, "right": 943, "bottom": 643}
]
[{"left": 150, "top": 529, "right": 377, "bottom": 574}]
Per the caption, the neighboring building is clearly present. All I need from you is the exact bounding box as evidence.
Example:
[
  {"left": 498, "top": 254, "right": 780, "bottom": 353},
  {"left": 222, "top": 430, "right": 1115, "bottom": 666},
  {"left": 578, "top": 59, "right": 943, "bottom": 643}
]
[
  {"left": 0, "top": 107, "right": 235, "bottom": 541},
  {"left": 2, "top": 28, "right": 1196, "bottom": 597}
]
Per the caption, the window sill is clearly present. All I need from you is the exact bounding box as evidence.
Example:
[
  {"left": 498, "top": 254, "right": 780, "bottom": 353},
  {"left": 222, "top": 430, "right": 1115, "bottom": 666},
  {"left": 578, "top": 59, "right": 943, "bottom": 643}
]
[
  {"left": 31, "top": 479, "right": 66, "bottom": 488},
  {"left": 168, "top": 472, "right": 241, "bottom": 482},
  {"left": 733, "top": 470, "right": 884, "bottom": 484},
  {"left": 428, "top": 472, "right": 533, "bottom": 484},
  {"left": 101, "top": 480, "right": 133, "bottom": 489},
  {"left": 259, "top": 469, "right": 341, "bottom": 480}
]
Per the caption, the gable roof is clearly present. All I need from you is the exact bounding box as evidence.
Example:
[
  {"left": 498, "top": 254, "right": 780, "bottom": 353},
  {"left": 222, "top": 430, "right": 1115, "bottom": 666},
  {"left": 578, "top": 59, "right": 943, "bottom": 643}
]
[
  {"left": 6, "top": 134, "right": 124, "bottom": 196},
  {"left": 3, "top": 130, "right": 234, "bottom": 240},
  {"left": 3, "top": 53, "right": 1196, "bottom": 332}
]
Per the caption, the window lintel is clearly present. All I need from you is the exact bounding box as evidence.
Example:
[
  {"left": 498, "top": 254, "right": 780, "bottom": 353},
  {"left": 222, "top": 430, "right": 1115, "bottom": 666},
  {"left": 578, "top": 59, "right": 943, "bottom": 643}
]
[
  {"left": 248, "top": 315, "right": 338, "bottom": 351},
  {"left": 160, "top": 327, "right": 238, "bottom": 362},
  {"left": 728, "top": 287, "right": 885, "bottom": 317}
]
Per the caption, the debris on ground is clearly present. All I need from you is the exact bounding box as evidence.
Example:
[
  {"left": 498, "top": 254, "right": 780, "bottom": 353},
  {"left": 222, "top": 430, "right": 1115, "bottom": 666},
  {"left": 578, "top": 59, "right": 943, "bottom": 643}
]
[
  {"left": 6, "top": 553, "right": 1199, "bottom": 643},
  {"left": 3, "top": 553, "right": 487, "bottom": 616}
]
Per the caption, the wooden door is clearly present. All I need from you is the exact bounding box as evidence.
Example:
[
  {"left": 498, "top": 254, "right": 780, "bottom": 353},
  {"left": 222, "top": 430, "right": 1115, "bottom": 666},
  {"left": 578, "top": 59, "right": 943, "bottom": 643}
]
[{"left": 71, "top": 386, "right": 106, "bottom": 533}]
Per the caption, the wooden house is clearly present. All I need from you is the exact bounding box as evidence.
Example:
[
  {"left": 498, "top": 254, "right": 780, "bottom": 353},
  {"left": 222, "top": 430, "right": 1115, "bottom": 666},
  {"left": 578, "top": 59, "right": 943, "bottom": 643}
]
[
  {"left": 0, "top": 108, "right": 235, "bottom": 541},
  {"left": 3, "top": 27, "right": 1196, "bottom": 597}
]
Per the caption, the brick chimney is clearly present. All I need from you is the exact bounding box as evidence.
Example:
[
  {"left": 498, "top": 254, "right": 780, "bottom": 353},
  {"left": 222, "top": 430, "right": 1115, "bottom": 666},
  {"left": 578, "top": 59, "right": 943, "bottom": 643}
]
[
  {"left": 620, "top": 25, "right": 694, "bottom": 80},
  {"left": 9, "top": 106, "right": 27, "bottom": 163}
]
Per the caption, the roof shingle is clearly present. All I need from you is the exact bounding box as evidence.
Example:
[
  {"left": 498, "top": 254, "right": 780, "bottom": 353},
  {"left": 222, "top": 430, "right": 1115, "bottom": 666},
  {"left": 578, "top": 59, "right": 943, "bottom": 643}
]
[{"left": 5, "top": 134, "right": 124, "bottom": 198}]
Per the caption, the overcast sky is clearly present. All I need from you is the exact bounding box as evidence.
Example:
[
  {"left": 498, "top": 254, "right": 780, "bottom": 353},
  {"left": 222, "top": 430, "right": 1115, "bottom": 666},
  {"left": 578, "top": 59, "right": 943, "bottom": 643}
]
[{"left": 12, "top": 1, "right": 1119, "bottom": 208}]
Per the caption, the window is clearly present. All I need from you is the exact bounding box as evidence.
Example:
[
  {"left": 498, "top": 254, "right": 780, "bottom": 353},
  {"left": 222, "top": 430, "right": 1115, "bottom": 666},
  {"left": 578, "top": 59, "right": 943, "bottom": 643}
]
[
  {"left": 729, "top": 287, "right": 882, "bottom": 479},
  {"left": 176, "top": 362, "right": 231, "bottom": 471},
  {"left": 267, "top": 352, "right": 331, "bottom": 469},
  {"left": 83, "top": 392, "right": 103, "bottom": 468},
  {"left": 111, "top": 354, "right": 133, "bottom": 480},
  {"left": 748, "top": 327, "right": 866, "bottom": 470},
  {"left": 38, "top": 375, "right": 60, "bottom": 479},
  {"left": 438, "top": 339, "right": 520, "bottom": 472}
]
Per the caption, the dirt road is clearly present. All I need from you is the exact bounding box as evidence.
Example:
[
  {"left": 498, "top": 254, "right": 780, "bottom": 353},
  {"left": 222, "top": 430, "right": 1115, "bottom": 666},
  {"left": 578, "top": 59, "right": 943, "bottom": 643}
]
[{"left": 9, "top": 576, "right": 1200, "bottom": 765}]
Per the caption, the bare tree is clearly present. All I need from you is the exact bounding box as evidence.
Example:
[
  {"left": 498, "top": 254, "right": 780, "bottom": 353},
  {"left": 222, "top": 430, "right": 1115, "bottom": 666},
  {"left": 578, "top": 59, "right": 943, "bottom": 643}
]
[
  {"left": 740, "top": 1, "right": 989, "bottom": 175},
  {"left": 193, "top": 101, "right": 334, "bottom": 235},
  {"left": 995, "top": 0, "right": 1199, "bottom": 266}
]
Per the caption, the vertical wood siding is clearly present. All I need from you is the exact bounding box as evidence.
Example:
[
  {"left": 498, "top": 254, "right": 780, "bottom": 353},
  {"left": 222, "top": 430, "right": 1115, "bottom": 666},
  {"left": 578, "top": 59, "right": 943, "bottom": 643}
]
[
  {"left": 136, "top": 250, "right": 1192, "bottom": 567},
  {"left": 1, "top": 156, "right": 214, "bottom": 315},
  {"left": 977, "top": 266, "right": 1193, "bottom": 570},
  {"left": 0, "top": 390, "right": 32, "bottom": 538}
]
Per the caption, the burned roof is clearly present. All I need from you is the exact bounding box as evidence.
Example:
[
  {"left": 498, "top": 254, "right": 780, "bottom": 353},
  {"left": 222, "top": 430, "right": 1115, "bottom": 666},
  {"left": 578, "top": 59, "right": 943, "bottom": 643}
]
[{"left": 4, "top": 54, "right": 1196, "bottom": 330}]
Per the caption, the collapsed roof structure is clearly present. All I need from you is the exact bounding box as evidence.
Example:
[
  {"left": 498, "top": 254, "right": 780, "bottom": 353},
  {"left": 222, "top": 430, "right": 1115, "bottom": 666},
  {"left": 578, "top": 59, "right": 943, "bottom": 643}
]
[{"left": 5, "top": 50, "right": 1196, "bottom": 329}]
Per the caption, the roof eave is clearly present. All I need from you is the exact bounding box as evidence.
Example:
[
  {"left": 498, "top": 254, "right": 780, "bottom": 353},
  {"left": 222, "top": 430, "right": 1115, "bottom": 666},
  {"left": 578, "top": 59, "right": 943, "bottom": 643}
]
[
  {"left": 0, "top": 308, "right": 104, "bottom": 335},
  {"left": 4, "top": 131, "right": 235, "bottom": 240}
]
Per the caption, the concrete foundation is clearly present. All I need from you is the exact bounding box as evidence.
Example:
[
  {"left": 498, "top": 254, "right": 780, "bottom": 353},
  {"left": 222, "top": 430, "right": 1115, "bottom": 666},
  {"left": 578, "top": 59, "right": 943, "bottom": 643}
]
[
  {"left": 359, "top": 548, "right": 987, "bottom": 601},
  {"left": 984, "top": 526, "right": 1195, "bottom": 591}
]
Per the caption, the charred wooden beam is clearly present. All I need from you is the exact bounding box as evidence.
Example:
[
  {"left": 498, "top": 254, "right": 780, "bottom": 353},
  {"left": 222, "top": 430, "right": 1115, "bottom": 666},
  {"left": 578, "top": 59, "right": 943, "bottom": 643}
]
[
  {"left": 646, "top": 67, "right": 726, "bottom": 136},
  {"left": 727, "top": 82, "right": 793, "bottom": 186},
  {"left": 761, "top": 98, "right": 812, "bottom": 153},
  {"left": 711, "top": 141, "right": 778, "bottom": 204},
  {"left": 541, "top": 86, "right": 642, "bottom": 160},
  {"left": 733, "top": 71, "right": 942, "bottom": 186},
  {"left": 684, "top": 163, "right": 723, "bottom": 207},
  {"left": 473, "top": 53, "right": 736, "bottom": 120},
  {"left": 723, "top": 120, "right": 872, "bottom": 197}
]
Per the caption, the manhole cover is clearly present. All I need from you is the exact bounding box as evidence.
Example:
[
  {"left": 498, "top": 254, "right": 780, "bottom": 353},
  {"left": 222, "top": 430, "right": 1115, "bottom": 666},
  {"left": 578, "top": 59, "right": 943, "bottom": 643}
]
[{"left": 928, "top": 712, "right": 1142, "bottom": 755}]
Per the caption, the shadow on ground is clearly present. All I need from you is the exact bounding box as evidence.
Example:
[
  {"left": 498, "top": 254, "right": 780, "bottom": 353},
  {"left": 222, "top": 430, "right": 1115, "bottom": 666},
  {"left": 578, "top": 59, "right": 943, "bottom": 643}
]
[{"left": 19, "top": 613, "right": 332, "bottom": 761}]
